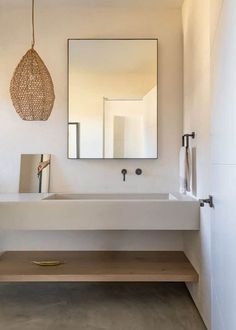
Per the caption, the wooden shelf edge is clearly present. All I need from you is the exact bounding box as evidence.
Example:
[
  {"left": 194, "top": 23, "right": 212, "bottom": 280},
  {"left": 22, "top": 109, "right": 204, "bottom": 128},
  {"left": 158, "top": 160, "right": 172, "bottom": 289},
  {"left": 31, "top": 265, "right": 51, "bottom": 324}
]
[{"left": 0, "top": 251, "right": 198, "bottom": 283}]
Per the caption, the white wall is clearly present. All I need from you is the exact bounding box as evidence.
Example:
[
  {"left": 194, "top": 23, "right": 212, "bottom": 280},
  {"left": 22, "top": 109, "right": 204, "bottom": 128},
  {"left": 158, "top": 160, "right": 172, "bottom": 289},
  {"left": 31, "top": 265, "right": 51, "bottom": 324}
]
[
  {"left": 104, "top": 99, "right": 145, "bottom": 158},
  {"left": 0, "top": 230, "right": 183, "bottom": 251},
  {"left": 0, "top": 2, "right": 183, "bottom": 250},
  {"left": 104, "top": 87, "right": 157, "bottom": 159},
  {"left": 182, "top": 0, "right": 211, "bottom": 328},
  {"left": 210, "top": 1, "right": 236, "bottom": 329},
  {"left": 183, "top": 1, "right": 236, "bottom": 328},
  {"left": 69, "top": 70, "right": 156, "bottom": 158},
  {"left": 143, "top": 86, "right": 158, "bottom": 157}
]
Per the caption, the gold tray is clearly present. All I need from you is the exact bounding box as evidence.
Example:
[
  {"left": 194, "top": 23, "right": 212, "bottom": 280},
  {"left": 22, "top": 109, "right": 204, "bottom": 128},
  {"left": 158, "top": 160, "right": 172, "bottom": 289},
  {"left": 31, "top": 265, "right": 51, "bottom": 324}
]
[{"left": 32, "top": 260, "right": 64, "bottom": 266}]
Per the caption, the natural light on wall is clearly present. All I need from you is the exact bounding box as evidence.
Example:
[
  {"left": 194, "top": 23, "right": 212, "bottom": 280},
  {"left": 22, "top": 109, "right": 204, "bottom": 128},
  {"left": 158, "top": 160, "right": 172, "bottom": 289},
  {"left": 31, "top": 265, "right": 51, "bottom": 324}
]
[{"left": 68, "top": 39, "right": 158, "bottom": 159}]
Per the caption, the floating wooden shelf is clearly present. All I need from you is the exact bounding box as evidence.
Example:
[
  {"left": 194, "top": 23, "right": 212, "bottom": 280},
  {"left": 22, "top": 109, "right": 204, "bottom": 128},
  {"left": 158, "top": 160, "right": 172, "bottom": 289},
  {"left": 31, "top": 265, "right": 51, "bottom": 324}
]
[{"left": 0, "top": 251, "right": 198, "bottom": 283}]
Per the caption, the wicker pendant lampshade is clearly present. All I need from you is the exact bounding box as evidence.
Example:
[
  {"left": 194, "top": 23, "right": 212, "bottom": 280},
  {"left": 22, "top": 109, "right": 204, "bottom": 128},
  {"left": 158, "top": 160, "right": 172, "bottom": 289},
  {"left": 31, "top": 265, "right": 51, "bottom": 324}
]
[{"left": 10, "top": 0, "right": 55, "bottom": 121}]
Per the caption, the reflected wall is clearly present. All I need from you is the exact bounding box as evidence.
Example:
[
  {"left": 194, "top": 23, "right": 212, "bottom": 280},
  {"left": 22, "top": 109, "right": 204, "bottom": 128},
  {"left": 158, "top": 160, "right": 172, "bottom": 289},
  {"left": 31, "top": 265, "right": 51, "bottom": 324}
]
[{"left": 68, "top": 39, "right": 158, "bottom": 159}]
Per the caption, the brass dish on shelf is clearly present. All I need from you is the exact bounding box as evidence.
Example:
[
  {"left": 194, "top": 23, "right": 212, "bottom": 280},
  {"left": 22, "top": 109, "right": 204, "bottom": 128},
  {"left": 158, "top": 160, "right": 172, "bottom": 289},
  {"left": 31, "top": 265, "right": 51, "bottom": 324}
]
[{"left": 32, "top": 260, "right": 64, "bottom": 266}]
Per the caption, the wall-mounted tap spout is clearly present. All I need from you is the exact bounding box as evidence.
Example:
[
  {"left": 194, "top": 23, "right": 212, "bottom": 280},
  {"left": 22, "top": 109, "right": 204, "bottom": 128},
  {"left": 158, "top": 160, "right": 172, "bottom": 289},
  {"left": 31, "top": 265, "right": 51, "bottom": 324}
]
[
  {"left": 199, "top": 195, "right": 214, "bottom": 208},
  {"left": 121, "top": 169, "right": 127, "bottom": 182}
]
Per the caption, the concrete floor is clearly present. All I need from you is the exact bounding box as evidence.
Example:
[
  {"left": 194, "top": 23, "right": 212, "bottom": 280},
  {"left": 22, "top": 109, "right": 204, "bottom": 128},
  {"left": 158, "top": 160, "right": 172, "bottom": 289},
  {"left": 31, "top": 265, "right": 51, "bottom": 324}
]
[{"left": 0, "top": 283, "right": 206, "bottom": 330}]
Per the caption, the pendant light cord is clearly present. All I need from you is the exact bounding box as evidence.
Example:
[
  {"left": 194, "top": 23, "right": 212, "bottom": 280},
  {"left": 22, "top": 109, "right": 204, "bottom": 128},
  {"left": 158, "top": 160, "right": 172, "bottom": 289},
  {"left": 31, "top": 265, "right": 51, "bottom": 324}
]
[{"left": 31, "top": 0, "right": 35, "bottom": 48}]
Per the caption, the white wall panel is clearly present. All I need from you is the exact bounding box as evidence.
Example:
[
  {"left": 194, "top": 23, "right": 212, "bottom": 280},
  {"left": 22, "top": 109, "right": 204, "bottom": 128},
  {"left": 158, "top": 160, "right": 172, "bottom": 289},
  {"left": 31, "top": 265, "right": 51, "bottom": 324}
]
[{"left": 0, "top": 3, "right": 183, "bottom": 251}]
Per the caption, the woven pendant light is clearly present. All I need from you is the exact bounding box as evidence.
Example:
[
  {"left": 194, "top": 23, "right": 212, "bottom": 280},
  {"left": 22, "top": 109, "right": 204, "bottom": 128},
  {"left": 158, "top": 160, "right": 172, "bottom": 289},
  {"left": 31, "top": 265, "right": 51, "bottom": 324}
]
[{"left": 10, "top": 0, "right": 55, "bottom": 121}]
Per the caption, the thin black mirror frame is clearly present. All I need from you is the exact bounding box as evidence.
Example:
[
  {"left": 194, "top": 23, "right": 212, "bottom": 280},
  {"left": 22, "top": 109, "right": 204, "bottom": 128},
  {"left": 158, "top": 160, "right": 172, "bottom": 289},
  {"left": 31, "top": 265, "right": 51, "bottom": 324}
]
[{"left": 67, "top": 38, "right": 158, "bottom": 160}]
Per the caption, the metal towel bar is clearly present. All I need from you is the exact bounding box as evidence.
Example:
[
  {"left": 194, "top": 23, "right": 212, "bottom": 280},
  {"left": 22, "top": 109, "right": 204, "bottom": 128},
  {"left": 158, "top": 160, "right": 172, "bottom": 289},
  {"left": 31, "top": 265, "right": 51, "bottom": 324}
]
[{"left": 182, "top": 132, "right": 195, "bottom": 148}]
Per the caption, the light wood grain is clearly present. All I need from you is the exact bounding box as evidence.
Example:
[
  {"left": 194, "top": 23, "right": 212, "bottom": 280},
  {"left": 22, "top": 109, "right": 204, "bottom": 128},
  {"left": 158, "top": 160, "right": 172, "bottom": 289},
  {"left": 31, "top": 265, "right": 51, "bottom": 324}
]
[{"left": 0, "top": 251, "right": 198, "bottom": 282}]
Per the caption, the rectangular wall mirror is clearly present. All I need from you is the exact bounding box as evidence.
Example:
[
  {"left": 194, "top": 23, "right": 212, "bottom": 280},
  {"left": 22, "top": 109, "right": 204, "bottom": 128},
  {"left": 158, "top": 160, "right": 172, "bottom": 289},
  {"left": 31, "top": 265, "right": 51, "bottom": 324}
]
[
  {"left": 68, "top": 39, "right": 158, "bottom": 159},
  {"left": 19, "top": 154, "right": 51, "bottom": 193}
]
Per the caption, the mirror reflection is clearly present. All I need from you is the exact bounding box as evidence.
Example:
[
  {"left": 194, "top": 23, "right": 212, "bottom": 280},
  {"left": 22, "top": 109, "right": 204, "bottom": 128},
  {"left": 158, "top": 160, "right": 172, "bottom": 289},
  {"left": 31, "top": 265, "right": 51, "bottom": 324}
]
[
  {"left": 68, "top": 39, "right": 158, "bottom": 159},
  {"left": 19, "top": 154, "right": 51, "bottom": 193}
]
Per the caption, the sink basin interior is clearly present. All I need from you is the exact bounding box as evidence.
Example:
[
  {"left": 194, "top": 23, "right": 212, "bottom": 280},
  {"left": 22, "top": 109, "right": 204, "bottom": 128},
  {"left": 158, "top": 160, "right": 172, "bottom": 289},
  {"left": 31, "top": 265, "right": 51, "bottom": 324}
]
[{"left": 43, "top": 193, "right": 177, "bottom": 201}]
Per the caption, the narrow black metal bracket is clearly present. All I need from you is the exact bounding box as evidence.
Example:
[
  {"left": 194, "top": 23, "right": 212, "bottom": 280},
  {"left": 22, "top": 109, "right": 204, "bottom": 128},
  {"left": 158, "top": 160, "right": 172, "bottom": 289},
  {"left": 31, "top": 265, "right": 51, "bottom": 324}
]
[
  {"left": 199, "top": 195, "right": 214, "bottom": 208},
  {"left": 182, "top": 132, "right": 195, "bottom": 148}
]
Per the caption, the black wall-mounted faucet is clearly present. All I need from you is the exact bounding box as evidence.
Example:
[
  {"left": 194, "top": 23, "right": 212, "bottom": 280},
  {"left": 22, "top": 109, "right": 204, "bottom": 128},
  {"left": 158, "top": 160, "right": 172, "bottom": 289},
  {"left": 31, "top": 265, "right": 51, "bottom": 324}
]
[
  {"left": 200, "top": 195, "right": 214, "bottom": 208},
  {"left": 121, "top": 169, "right": 127, "bottom": 182}
]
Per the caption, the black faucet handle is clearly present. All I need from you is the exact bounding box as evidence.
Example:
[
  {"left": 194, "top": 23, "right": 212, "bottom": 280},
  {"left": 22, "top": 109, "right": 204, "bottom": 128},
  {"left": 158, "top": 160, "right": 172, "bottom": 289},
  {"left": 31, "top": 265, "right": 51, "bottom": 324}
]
[
  {"left": 121, "top": 169, "right": 127, "bottom": 182},
  {"left": 199, "top": 195, "right": 214, "bottom": 208},
  {"left": 135, "top": 168, "right": 142, "bottom": 175}
]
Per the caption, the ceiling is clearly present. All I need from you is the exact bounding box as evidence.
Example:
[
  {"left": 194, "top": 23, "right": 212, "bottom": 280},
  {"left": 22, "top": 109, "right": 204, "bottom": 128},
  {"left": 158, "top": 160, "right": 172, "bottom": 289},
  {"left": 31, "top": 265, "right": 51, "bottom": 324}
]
[
  {"left": 0, "top": 0, "right": 184, "bottom": 9},
  {"left": 69, "top": 39, "right": 157, "bottom": 75}
]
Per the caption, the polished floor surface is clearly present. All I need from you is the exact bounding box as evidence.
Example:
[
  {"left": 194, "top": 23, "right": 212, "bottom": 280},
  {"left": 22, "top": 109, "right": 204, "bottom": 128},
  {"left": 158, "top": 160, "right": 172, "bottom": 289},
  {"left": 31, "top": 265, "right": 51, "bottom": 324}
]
[{"left": 0, "top": 283, "right": 206, "bottom": 330}]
